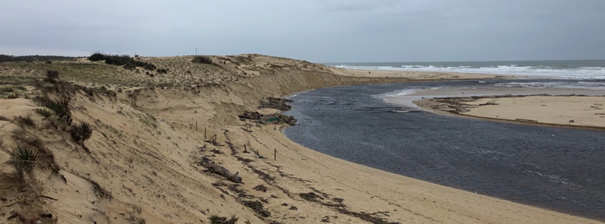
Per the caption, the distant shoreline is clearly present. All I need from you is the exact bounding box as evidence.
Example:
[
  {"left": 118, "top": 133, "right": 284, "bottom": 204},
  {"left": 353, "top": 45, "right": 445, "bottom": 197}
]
[{"left": 326, "top": 59, "right": 605, "bottom": 80}]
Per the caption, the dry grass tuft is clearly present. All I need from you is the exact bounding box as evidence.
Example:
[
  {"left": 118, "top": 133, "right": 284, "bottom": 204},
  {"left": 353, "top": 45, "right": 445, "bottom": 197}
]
[
  {"left": 14, "top": 115, "right": 35, "bottom": 127},
  {"left": 34, "top": 108, "right": 53, "bottom": 119},
  {"left": 209, "top": 215, "right": 239, "bottom": 224},
  {"left": 70, "top": 122, "right": 93, "bottom": 146},
  {"left": 8, "top": 144, "right": 39, "bottom": 174},
  {"left": 40, "top": 97, "right": 72, "bottom": 125}
]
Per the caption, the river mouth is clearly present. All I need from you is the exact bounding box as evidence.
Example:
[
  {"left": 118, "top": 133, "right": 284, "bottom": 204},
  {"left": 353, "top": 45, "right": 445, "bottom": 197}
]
[{"left": 283, "top": 79, "right": 605, "bottom": 221}]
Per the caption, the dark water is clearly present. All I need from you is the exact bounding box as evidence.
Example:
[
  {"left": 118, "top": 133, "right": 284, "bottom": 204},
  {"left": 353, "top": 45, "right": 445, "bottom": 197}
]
[{"left": 283, "top": 80, "right": 605, "bottom": 220}]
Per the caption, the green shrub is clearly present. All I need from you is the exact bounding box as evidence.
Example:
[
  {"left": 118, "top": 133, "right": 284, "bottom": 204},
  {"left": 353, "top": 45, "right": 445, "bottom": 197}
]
[
  {"left": 88, "top": 53, "right": 157, "bottom": 71},
  {"left": 123, "top": 64, "right": 136, "bottom": 70},
  {"left": 88, "top": 53, "right": 106, "bottom": 61},
  {"left": 140, "top": 62, "right": 156, "bottom": 70},
  {"left": 44, "top": 70, "right": 60, "bottom": 83},
  {"left": 71, "top": 122, "right": 93, "bottom": 145},
  {"left": 9, "top": 145, "right": 38, "bottom": 174},
  {"left": 192, "top": 56, "right": 213, "bottom": 64},
  {"left": 0, "top": 87, "right": 14, "bottom": 92}
]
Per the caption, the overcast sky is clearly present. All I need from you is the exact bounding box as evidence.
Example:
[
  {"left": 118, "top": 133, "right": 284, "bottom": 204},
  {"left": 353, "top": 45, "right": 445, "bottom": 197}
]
[{"left": 1, "top": 0, "right": 604, "bottom": 62}]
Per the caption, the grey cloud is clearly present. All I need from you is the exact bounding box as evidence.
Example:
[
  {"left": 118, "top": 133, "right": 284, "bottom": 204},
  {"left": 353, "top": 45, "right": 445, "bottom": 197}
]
[{"left": 1, "top": 0, "right": 604, "bottom": 62}]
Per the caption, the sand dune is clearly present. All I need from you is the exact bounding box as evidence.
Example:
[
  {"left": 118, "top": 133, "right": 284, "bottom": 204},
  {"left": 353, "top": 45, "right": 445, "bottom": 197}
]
[{"left": 0, "top": 55, "right": 601, "bottom": 224}]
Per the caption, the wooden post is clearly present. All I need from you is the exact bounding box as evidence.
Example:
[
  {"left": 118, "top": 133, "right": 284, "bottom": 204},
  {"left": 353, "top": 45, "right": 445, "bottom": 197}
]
[
  {"left": 204, "top": 127, "right": 207, "bottom": 140},
  {"left": 274, "top": 148, "right": 277, "bottom": 160},
  {"left": 244, "top": 144, "right": 247, "bottom": 153},
  {"left": 195, "top": 122, "right": 198, "bottom": 131}
]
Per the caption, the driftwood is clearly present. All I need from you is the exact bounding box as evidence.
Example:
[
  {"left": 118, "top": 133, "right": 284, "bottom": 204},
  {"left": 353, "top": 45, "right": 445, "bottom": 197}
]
[
  {"left": 204, "top": 134, "right": 222, "bottom": 146},
  {"left": 515, "top": 118, "right": 538, "bottom": 123},
  {"left": 198, "top": 157, "right": 242, "bottom": 183},
  {"left": 479, "top": 100, "right": 499, "bottom": 106}
]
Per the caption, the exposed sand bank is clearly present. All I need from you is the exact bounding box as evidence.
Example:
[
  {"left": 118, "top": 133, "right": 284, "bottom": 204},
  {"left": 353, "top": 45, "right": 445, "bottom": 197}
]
[
  {"left": 416, "top": 95, "right": 605, "bottom": 129},
  {"left": 0, "top": 55, "right": 601, "bottom": 224}
]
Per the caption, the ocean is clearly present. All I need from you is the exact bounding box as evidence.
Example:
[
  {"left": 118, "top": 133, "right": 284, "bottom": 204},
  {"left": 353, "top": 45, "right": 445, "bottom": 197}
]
[{"left": 326, "top": 60, "right": 605, "bottom": 80}]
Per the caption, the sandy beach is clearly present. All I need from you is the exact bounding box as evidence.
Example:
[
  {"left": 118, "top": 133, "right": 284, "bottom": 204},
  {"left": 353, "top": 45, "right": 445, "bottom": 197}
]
[
  {"left": 416, "top": 95, "right": 605, "bottom": 129},
  {"left": 0, "top": 55, "right": 602, "bottom": 224}
]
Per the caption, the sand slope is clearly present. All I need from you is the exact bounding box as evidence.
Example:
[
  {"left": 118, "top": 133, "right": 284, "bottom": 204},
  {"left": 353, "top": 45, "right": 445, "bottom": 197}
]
[{"left": 0, "top": 55, "right": 601, "bottom": 224}]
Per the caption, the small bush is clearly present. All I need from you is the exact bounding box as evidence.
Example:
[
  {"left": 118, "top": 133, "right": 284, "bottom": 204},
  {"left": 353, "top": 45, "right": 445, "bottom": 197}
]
[
  {"left": 71, "top": 122, "right": 93, "bottom": 145},
  {"left": 14, "top": 115, "right": 35, "bottom": 127},
  {"left": 9, "top": 145, "right": 39, "bottom": 174},
  {"left": 192, "top": 56, "right": 213, "bottom": 64},
  {"left": 123, "top": 64, "right": 136, "bottom": 70},
  {"left": 88, "top": 53, "right": 157, "bottom": 71},
  {"left": 141, "top": 62, "right": 156, "bottom": 70},
  {"left": 7, "top": 92, "right": 19, "bottom": 99},
  {"left": 34, "top": 108, "right": 53, "bottom": 119},
  {"left": 0, "top": 87, "right": 14, "bottom": 92},
  {"left": 88, "top": 53, "right": 106, "bottom": 61},
  {"left": 209, "top": 215, "right": 238, "bottom": 224},
  {"left": 44, "top": 70, "right": 59, "bottom": 83},
  {"left": 157, "top": 68, "right": 168, "bottom": 74}
]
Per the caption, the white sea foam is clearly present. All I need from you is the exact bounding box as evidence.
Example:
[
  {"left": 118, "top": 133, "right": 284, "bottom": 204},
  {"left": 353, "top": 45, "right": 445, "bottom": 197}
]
[
  {"left": 332, "top": 64, "right": 605, "bottom": 80},
  {"left": 373, "top": 88, "right": 432, "bottom": 109},
  {"left": 378, "top": 89, "right": 421, "bottom": 98},
  {"left": 493, "top": 81, "right": 605, "bottom": 90}
]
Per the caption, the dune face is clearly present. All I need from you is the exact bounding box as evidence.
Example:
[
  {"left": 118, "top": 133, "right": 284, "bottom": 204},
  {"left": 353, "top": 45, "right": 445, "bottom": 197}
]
[{"left": 0, "top": 55, "right": 600, "bottom": 224}]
